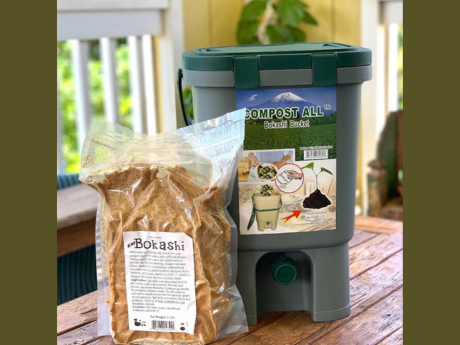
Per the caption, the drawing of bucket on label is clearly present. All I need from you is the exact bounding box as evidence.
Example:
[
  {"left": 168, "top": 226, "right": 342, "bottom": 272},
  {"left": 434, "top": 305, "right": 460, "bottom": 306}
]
[{"left": 247, "top": 193, "right": 282, "bottom": 231}]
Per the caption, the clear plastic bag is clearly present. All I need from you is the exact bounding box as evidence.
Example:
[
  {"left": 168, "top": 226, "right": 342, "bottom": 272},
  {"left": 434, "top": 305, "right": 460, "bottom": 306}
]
[{"left": 80, "top": 109, "right": 248, "bottom": 345}]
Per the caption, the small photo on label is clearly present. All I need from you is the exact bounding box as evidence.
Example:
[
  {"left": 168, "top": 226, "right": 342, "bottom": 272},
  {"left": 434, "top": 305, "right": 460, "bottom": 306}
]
[
  {"left": 238, "top": 149, "right": 295, "bottom": 183},
  {"left": 301, "top": 159, "right": 336, "bottom": 210},
  {"left": 275, "top": 163, "right": 304, "bottom": 193}
]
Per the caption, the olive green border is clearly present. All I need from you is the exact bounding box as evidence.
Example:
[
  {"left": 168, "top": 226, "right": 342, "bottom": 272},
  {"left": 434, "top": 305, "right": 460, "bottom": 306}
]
[
  {"left": 404, "top": 2, "right": 458, "bottom": 344},
  {"left": 3, "top": 1, "right": 56, "bottom": 342}
]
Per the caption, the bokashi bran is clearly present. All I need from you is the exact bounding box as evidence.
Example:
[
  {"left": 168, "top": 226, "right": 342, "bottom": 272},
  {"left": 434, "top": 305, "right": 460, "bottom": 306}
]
[{"left": 88, "top": 164, "right": 232, "bottom": 344}]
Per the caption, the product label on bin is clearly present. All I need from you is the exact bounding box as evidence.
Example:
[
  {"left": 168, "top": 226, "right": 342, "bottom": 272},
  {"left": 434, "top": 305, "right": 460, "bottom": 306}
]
[
  {"left": 123, "top": 231, "right": 196, "bottom": 334},
  {"left": 237, "top": 87, "right": 337, "bottom": 235}
]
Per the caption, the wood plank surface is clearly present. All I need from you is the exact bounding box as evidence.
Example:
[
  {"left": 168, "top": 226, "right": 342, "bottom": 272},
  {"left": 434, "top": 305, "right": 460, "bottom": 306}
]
[
  {"left": 296, "top": 252, "right": 403, "bottom": 345},
  {"left": 57, "top": 183, "right": 100, "bottom": 256},
  {"left": 222, "top": 251, "right": 402, "bottom": 345},
  {"left": 349, "top": 232, "right": 402, "bottom": 279},
  {"left": 84, "top": 312, "right": 291, "bottom": 345},
  {"left": 354, "top": 215, "right": 403, "bottom": 233},
  {"left": 348, "top": 229, "right": 377, "bottom": 248},
  {"left": 57, "top": 322, "right": 103, "bottom": 345},
  {"left": 57, "top": 218, "right": 96, "bottom": 257},
  {"left": 57, "top": 184, "right": 99, "bottom": 230},
  {"left": 57, "top": 217, "right": 403, "bottom": 345},
  {"left": 378, "top": 327, "right": 403, "bottom": 345},
  {"left": 55, "top": 229, "right": 380, "bottom": 337},
  {"left": 57, "top": 291, "right": 97, "bottom": 335},
  {"left": 307, "top": 288, "right": 402, "bottom": 345},
  {"left": 212, "top": 312, "right": 288, "bottom": 345}
]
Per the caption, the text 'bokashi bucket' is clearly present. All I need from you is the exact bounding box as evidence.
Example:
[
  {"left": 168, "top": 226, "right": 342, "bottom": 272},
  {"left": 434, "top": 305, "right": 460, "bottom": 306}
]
[{"left": 179, "top": 42, "right": 371, "bottom": 324}]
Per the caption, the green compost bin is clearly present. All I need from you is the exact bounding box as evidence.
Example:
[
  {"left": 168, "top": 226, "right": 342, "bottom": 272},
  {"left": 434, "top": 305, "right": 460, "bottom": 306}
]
[{"left": 179, "top": 42, "right": 371, "bottom": 325}]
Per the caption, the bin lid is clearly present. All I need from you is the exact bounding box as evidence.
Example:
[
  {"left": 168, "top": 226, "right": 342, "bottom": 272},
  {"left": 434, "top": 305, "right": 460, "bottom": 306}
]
[{"left": 182, "top": 42, "right": 371, "bottom": 88}]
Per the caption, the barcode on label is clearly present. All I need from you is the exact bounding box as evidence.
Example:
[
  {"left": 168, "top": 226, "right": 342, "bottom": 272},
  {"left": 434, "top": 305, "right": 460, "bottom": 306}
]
[
  {"left": 304, "top": 149, "right": 328, "bottom": 160},
  {"left": 152, "top": 320, "right": 175, "bottom": 330}
]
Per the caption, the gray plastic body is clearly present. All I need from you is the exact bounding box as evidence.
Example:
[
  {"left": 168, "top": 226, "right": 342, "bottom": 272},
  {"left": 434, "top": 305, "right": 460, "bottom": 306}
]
[{"left": 183, "top": 67, "right": 370, "bottom": 324}]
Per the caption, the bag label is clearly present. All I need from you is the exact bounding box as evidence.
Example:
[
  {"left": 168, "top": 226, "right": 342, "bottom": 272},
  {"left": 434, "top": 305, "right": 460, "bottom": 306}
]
[
  {"left": 123, "top": 231, "right": 196, "bottom": 334},
  {"left": 237, "top": 87, "right": 337, "bottom": 235}
]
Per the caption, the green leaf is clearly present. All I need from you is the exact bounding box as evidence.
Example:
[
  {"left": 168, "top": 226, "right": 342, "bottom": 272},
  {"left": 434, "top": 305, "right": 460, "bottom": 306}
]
[
  {"left": 301, "top": 162, "right": 314, "bottom": 170},
  {"left": 320, "top": 167, "right": 333, "bottom": 175},
  {"left": 303, "top": 11, "right": 318, "bottom": 25},
  {"left": 286, "top": 26, "right": 306, "bottom": 42},
  {"left": 277, "top": 0, "right": 305, "bottom": 27},
  {"left": 267, "top": 24, "right": 293, "bottom": 43},
  {"left": 241, "top": 0, "right": 267, "bottom": 21},
  {"left": 237, "top": 20, "right": 260, "bottom": 44}
]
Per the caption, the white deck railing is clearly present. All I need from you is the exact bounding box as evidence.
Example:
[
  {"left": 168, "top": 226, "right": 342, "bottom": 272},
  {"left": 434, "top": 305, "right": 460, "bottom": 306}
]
[{"left": 57, "top": 0, "right": 184, "bottom": 173}]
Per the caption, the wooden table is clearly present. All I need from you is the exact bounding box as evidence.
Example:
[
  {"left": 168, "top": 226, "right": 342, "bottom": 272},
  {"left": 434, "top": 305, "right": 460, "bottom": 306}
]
[
  {"left": 57, "top": 216, "right": 403, "bottom": 345},
  {"left": 57, "top": 184, "right": 99, "bottom": 257}
]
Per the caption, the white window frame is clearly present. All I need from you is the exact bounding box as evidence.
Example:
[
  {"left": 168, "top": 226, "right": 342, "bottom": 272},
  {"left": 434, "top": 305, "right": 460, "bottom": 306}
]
[{"left": 360, "top": 0, "right": 402, "bottom": 214}]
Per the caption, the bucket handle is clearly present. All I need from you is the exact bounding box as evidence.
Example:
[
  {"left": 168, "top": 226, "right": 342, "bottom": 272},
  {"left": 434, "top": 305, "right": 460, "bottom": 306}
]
[{"left": 177, "top": 68, "right": 194, "bottom": 126}]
